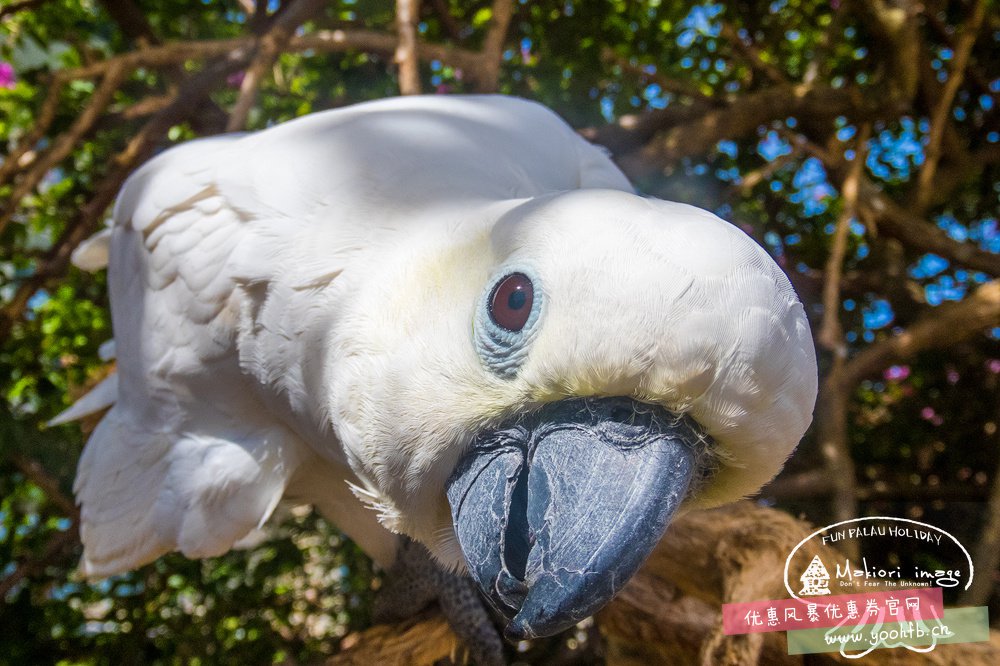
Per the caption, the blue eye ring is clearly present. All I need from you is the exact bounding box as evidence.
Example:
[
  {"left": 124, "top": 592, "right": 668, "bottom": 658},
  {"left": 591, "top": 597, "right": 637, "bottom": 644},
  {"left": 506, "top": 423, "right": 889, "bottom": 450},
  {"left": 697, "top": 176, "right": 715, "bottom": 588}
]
[{"left": 474, "top": 267, "right": 543, "bottom": 378}]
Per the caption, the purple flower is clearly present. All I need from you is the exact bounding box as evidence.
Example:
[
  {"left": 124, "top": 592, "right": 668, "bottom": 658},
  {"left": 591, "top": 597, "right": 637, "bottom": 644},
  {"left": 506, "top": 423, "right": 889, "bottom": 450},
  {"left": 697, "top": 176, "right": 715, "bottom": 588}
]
[
  {"left": 884, "top": 365, "right": 910, "bottom": 381},
  {"left": 0, "top": 62, "right": 16, "bottom": 89},
  {"left": 920, "top": 406, "right": 944, "bottom": 426},
  {"left": 988, "top": 359, "right": 1000, "bottom": 374}
]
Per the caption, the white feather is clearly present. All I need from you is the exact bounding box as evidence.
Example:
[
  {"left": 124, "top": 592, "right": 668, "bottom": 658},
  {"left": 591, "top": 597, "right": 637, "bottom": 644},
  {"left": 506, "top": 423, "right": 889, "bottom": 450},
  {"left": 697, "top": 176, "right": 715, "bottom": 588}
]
[
  {"left": 48, "top": 374, "right": 118, "bottom": 426},
  {"left": 71, "top": 227, "right": 112, "bottom": 271},
  {"left": 69, "top": 95, "right": 816, "bottom": 576}
]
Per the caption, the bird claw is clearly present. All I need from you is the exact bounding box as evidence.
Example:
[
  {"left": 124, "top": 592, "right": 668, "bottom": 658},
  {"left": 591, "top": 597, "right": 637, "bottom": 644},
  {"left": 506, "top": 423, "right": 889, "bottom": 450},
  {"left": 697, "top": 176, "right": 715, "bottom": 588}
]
[{"left": 374, "top": 539, "right": 506, "bottom": 666}]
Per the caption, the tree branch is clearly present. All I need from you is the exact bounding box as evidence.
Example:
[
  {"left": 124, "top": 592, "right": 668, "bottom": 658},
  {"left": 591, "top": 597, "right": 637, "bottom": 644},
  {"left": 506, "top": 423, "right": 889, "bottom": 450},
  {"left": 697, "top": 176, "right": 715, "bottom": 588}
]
[
  {"left": 0, "top": 23, "right": 492, "bottom": 98},
  {"left": 602, "top": 503, "right": 1000, "bottom": 664},
  {"left": 723, "top": 148, "right": 800, "bottom": 199},
  {"left": 921, "top": 3, "right": 993, "bottom": 95},
  {"left": 618, "top": 83, "right": 874, "bottom": 179},
  {"left": 0, "top": 60, "right": 131, "bottom": 238},
  {"left": 102, "top": 92, "right": 176, "bottom": 124},
  {"left": 818, "top": 125, "right": 870, "bottom": 352},
  {"left": 322, "top": 503, "right": 1000, "bottom": 664},
  {"left": 580, "top": 100, "right": 715, "bottom": 158},
  {"left": 394, "top": 0, "right": 422, "bottom": 95},
  {"left": 8, "top": 452, "right": 79, "bottom": 521},
  {"left": 761, "top": 469, "right": 992, "bottom": 502},
  {"left": 0, "top": 18, "right": 512, "bottom": 337},
  {"left": 842, "top": 279, "right": 1000, "bottom": 386},
  {"left": 97, "top": 0, "right": 229, "bottom": 133},
  {"left": 821, "top": 170, "right": 1000, "bottom": 277},
  {"left": 850, "top": 0, "right": 921, "bottom": 104},
  {"left": 475, "top": 0, "right": 514, "bottom": 92},
  {"left": 227, "top": 0, "right": 329, "bottom": 131},
  {"left": 296, "top": 28, "right": 486, "bottom": 82}
]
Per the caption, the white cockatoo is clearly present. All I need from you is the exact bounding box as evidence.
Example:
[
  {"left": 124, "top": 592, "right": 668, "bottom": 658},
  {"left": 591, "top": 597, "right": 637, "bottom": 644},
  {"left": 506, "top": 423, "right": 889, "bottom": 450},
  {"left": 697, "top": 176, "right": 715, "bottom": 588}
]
[{"left": 57, "top": 95, "right": 816, "bottom": 643}]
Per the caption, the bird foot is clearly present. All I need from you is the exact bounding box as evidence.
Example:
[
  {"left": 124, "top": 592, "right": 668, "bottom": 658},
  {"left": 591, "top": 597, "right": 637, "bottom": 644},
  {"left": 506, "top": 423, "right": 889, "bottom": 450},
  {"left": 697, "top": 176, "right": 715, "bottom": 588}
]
[{"left": 374, "top": 538, "right": 506, "bottom": 666}]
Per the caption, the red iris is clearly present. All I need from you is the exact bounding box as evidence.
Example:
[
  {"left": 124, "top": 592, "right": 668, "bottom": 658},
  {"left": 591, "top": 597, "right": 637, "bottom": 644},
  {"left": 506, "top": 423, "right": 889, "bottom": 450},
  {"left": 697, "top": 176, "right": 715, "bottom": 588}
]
[{"left": 489, "top": 273, "right": 534, "bottom": 332}]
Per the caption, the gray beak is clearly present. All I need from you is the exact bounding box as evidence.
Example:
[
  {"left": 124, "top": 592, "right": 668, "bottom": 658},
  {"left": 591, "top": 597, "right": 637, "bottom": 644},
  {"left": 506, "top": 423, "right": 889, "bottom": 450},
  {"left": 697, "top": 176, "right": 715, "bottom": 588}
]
[{"left": 446, "top": 397, "right": 704, "bottom": 640}]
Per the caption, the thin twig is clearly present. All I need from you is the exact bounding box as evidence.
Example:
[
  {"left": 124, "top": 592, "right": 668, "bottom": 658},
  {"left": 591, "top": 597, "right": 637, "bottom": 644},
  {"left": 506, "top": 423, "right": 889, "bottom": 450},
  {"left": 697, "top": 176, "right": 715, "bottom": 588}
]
[
  {"left": 600, "top": 47, "right": 714, "bottom": 102},
  {"left": 718, "top": 22, "right": 786, "bottom": 84},
  {"left": 226, "top": 59, "right": 266, "bottom": 131},
  {"left": 298, "top": 28, "right": 481, "bottom": 67},
  {"left": 815, "top": 127, "right": 869, "bottom": 545},
  {"left": 812, "top": 140, "right": 1000, "bottom": 276},
  {"left": 723, "top": 148, "right": 800, "bottom": 199},
  {"left": 2, "top": 28, "right": 484, "bottom": 85},
  {"left": 0, "top": 0, "right": 49, "bottom": 21},
  {"left": 819, "top": 125, "right": 871, "bottom": 352},
  {"left": 113, "top": 92, "right": 176, "bottom": 121},
  {"left": 0, "top": 72, "right": 67, "bottom": 189},
  {"left": 921, "top": 4, "right": 993, "bottom": 95},
  {"left": 802, "top": 1, "right": 846, "bottom": 85},
  {"left": 915, "top": 0, "right": 986, "bottom": 210}
]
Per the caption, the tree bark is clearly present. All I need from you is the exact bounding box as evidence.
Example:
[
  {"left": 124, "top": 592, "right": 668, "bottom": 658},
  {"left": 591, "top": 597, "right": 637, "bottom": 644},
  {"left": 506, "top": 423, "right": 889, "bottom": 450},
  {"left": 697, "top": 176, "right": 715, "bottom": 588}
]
[{"left": 327, "top": 504, "right": 1000, "bottom": 665}]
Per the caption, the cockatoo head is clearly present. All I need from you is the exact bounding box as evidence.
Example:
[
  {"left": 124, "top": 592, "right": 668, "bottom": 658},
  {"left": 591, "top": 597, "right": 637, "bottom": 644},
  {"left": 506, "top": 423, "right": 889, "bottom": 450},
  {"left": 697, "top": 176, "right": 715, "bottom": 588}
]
[{"left": 326, "top": 188, "right": 816, "bottom": 638}]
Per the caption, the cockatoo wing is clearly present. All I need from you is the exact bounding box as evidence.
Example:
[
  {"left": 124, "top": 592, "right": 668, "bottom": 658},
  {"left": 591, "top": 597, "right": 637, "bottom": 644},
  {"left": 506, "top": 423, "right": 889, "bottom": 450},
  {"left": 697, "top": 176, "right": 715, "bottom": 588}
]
[{"left": 71, "top": 136, "right": 311, "bottom": 576}]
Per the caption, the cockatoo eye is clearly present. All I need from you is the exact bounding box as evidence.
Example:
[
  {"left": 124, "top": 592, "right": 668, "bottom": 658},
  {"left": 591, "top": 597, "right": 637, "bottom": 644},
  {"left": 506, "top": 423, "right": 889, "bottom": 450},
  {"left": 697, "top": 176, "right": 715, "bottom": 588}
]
[
  {"left": 475, "top": 268, "right": 541, "bottom": 377},
  {"left": 489, "top": 273, "right": 534, "bottom": 332}
]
